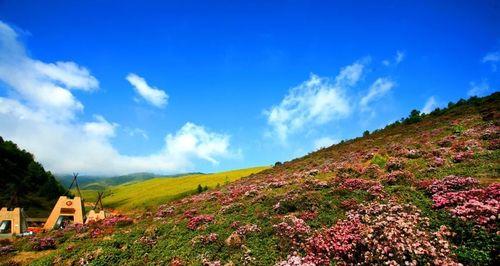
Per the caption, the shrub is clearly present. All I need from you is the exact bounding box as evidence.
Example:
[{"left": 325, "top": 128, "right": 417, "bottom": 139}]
[
  {"left": 423, "top": 176, "right": 479, "bottom": 195},
  {"left": 273, "top": 215, "right": 311, "bottom": 250},
  {"left": 301, "top": 202, "right": 459, "bottom": 265},
  {"left": 187, "top": 215, "right": 214, "bottom": 230},
  {"left": 30, "top": 237, "right": 56, "bottom": 251}
]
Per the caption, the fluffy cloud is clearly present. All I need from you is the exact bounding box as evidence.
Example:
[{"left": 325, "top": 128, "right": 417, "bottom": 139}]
[
  {"left": 126, "top": 73, "right": 169, "bottom": 108},
  {"left": 0, "top": 22, "right": 99, "bottom": 120},
  {"left": 360, "top": 77, "right": 395, "bottom": 109},
  {"left": 467, "top": 81, "right": 491, "bottom": 97},
  {"left": 0, "top": 21, "right": 232, "bottom": 175},
  {"left": 482, "top": 50, "right": 499, "bottom": 71},
  {"left": 264, "top": 61, "right": 365, "bottom": 142},
  {"left": 313, "top": 137, "right": 339, "bottom": 150},
  {"left": 422, "top": 96, "right": 438, "bottom": 114}
]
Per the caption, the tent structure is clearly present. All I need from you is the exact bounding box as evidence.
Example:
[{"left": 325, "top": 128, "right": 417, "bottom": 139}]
[
  {"left": 43, "top": 173, "right": 85, "bottom": 230},
  {"left": 0, "top": 207, "right": 28, "bottom": 235},
  {"left": 43, "top": 196, "right": 85, "bottom": 230},
  {"left": 85, "top": 192, "right": 107, "bottom": 223}
]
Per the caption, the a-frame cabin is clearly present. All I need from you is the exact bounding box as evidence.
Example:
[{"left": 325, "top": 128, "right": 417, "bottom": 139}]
[{"left": 43, "top": 173, "right": 85, "bottom": 230}]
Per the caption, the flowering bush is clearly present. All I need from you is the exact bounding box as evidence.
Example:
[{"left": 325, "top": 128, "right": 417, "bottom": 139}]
[
  {"left": 30, "top": 237, "right": 56, "bottom": 251},
  {"left": 187, "top": 214, "right": 214, "bottom": 230},
  {"left": 450, "top": 199, "right": 499, "bottom": 227},
  {"left": 452, "top": 150, "right": 474, "bottom": 163},
  {"left": 0, "top": 245, "right": 15, "bottom": 255},
  {"left": 300, "top": 202, "right": 459, "bottom": 265},
  {"left": 336, "top": 178, "right": 384, "bottom": 198},
  {"left": 340, "top": 199, "right": 359, "bottom": 210},
  {"left": 102, "top": 215, "right": 133, "bottom": 227},
  {"left": 386, "top": 157, "right": 405, "bottom": 172},
  {"left": 381, "top": 170, "right": 414, "bottom": 185},
  {"left": 273, "top": 215, "right": 311, "bottom": 250},
  {"left": 362, "top": 164, "right": 383, "bottom": 179},
  {"left": 235, "top": 224, "right": 261, "bottom": 236},
  {"left": 431, "top": 183, "right": 499, "bottom": 228},
  {"left": 405, "top": 149, "right": 422, "bottom": 158},
  {"left": 191, "top": 233, "right": 218, "bottom": 246},
  {"left": 424, "top": 175, "right": 479, "bottom": 195},
  {"left": 156, "top": 204, "right": 174, "bottom": 218},
  {"left": 299, "top": 211, "right": 318, "bottom": 221}
]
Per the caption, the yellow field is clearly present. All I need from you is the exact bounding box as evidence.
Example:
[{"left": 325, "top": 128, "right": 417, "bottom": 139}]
[{"left": 99, "top": 166, "right": 269, "bottom": 210}]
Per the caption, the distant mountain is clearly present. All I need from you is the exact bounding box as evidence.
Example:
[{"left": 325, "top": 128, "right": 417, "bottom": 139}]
[
  {"left": 0, "top": 137, "right": 67, "bottom": 217},
  {"left": 56, "top": 172, "right": 205, "bottom": 191}
]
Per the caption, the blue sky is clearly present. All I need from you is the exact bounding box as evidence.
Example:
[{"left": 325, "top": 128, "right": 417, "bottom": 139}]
[{"left": 0, "top": 0, "right": 498, "bottom": 175}]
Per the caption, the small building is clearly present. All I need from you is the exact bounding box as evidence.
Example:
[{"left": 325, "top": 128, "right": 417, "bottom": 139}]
[
  {"left": 43, "top": 196, "right": 85, "bottom": 230},
  {"left": 85, "top": 210, "right": 106, "bottom": 223},
  {"left": 0, "top": 207, "right": 28, "bottom": 235}
]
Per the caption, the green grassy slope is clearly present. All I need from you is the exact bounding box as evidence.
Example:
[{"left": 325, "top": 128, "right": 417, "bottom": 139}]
[{"left": 101, "top": 166, "right": 269, "bottom": 210}]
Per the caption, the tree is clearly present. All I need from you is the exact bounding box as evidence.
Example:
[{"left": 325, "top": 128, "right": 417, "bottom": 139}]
[
  {"left": 363, "top": 130, "right": 370, "bottom": 137},
  {"left": 197, "top": 184, "right": 203, "bottom": 194}
]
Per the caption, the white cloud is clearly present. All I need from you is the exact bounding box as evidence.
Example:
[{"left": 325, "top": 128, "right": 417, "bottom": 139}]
[
  {"left": 395, "top": 50, "right": 405, "bottom": 64},
  {"left": 0, "top": 21, "right": 98, "bottom": 120},
  {"left": 382, "top": 50, "right": 405, "bottom": 66},
  {"left": 126, "top": 73, "right": 168, "bottom": 108},
  {"left": 313, "top": 137, "right": 339, "bottom": 150},
  {"left": 264, "top": 60, "right": 366, "bottom": 143},
  {"left": 84, "top": 115, "right": 118, "bottom": 139},
  {"left": 467, "top": 81, "right": 491, "bottom": 97},
  {"left": 482, "top": 50, "right": 499, "bottom": 71},
  {"left": 0, "top": 21, "right": 233, "bottom": 175},
  {"left": 422, "top": 96, "right": 438, "bottom": 114},
  {"left": 360, "top": 77, "right": 395, "bottom": 109}
]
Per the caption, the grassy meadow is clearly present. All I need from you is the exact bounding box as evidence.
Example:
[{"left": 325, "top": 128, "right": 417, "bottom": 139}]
[{"left": 75, "top": 166, "right": 269, "bottom": 211}]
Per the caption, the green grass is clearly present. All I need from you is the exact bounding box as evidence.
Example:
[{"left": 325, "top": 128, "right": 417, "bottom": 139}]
[{"left": 100, "top": 166, "right": 269, "bottom": 210}]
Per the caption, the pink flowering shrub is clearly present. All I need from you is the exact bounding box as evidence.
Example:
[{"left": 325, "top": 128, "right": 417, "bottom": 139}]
[
  {"left": 191, "top": 233, "right": 218, "bottom": 246},
  {"left": 300, "top": 202, "right": 458, "bottom": 265},
  {"left": 431, "top": 183, "right": 499, "bottom": 228},
  {"left": 424, "top": 175, "right": 479, "bottom": 195},
  {"left": 235, "top": 224, "right": 261, "bottom": 236},
  {"left": 273, "top": 215, "right": 311, "bottom": 250},
  {"left": 304, "top": 218, "right": 364, "bottom": 265},
  {"left": 102, "top": 215, "right": 133, "bottom": 227},
  {"left": 431, "top": 157, "right": 445, "bottom": 167},
  {"left": 405, "top": 149, "right": 422, "bottom": 158},
  {"left": 187, "top": 214, "right": 214, "bottom": 230},
  {"left": 156, "top": 204, "right": 175, "bottom": 218},
  {"left": 452, "top": 150, "right": 474, "bottom": 163},
  {"left": 450, "top": 199, "right": 499, "bottom": 227},
  {"left": 340, "top": 199, "right": 359, "bottom": 210},
  {"left": 30, "top": 237, "right": 56, "bottom": 251},
  {"left": 382, "top": 170, "right": 414, "bottom": 185},
  {"left": 0, "top": 245, "right": 15, "bottom": 255},
  {"left": 299, "top": 211, "right": 318, "bottom": 221},
  {"left": 336, "top": 178, "right": 384, "bottom": 198},
  {"left": 386, "top": 157, "right": 405, "bottom": 172}
]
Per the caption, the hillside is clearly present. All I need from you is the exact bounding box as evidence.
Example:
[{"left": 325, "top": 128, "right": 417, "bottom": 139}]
[
  {"left": 0, "top": 137, "right": 67, "bottom": 217},
  {"left": 1, "top": 93, "right": 499, "bottom": 265},
  {"left": 57, "top": 172, "right": 203, "bottom": 191},
  {"left": 100, "top": 167, "right": 270, "bottom": 210}
]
